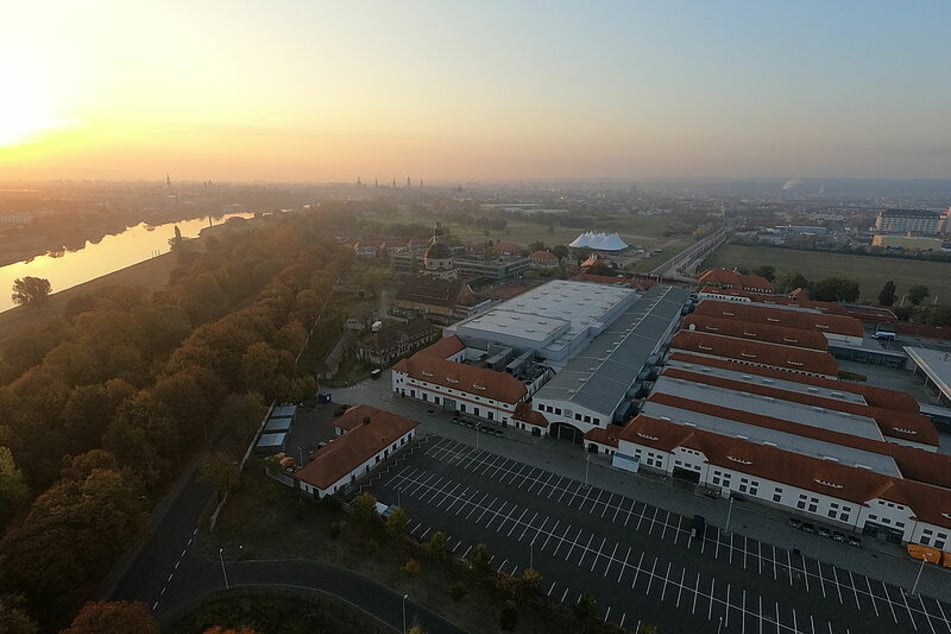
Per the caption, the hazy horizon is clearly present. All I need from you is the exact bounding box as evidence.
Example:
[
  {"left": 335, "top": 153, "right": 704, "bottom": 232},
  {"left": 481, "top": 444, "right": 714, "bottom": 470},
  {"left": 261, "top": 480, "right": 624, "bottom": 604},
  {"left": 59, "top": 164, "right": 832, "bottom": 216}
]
[{"left": 2, "top": 1, "right": 950, "bottom": 182}]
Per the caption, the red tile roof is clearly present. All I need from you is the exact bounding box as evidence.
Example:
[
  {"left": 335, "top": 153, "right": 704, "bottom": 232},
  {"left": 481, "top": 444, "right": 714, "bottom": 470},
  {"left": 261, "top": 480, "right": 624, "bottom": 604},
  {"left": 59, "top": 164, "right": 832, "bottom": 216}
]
[
  {"left": 682, "top": 315, "right": 829, "bottom": 351},
  {"left": 418, "top": 335, "right": 466, "bottom": 359},
  {"left": 514, "top": 402, "right": 549, "bottom": 428},
  {"left": 294, "top": 406, "right": 417, "bottom": 490},
  {"left": 695, "top": 300, "right": 865, "bottom": 338},
  {"left": 661, "top": 367, "right": 938, "bottom": 447},
  {"left": 584, "top": 426, "right": 619, "bottom": 448},
  {"left": 530, "top": 250, "right": 559, "bottom": 264},
  {"left": 667, "top": 352, "right": 920, "bottom": 413},
  {"left": 393, "top": 352, "right": 528, "bottom": 404},
  {"left": 617, "top": 415, "right": 951, "bottom": 528},
  {"left": 669, "top": 330, "right": 840, "bottom": 377},
  {"left": 697, "top": 269, "right": 773, "bottom": 292}
]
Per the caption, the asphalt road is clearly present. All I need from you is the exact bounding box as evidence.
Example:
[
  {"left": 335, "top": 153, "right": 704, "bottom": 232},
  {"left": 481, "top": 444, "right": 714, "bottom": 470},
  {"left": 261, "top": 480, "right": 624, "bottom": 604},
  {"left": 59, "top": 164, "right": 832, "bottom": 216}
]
[
  {"left": 107, "top": 463, "right": 465, "bottom": 633},
  {"left": 367, "top": 434, "right": 950, "bottom": 634}
]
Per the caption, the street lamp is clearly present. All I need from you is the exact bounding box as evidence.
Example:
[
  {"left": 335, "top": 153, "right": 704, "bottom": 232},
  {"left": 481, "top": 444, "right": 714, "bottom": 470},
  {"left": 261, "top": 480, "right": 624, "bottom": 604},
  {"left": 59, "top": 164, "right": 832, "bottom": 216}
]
[
  {"left": 297, "top": 446, "right": 304, "bottom": 466},
  {"left": 402, "top": 594, "right": 409, "bottom": 634},
  {"left": 724, "top": 495, "right": 735, "bottom": 535},
  {"left": 475, "top": 424, "right": 479, "bottom": 450},
  {"left": 910, "top": 557, "right": 928, "bottom": 596},
  {"left": 530, "top": 539, "right": 535, "bottom": 569},
  {"left": 584, "top": 453, "right": 591, "bottom": 487},
  {"left": 717, "top": 616, "right": 723, "bottom": 633},
  {"left": 218, "top": 547, "right": 230, "bottom": 590}
]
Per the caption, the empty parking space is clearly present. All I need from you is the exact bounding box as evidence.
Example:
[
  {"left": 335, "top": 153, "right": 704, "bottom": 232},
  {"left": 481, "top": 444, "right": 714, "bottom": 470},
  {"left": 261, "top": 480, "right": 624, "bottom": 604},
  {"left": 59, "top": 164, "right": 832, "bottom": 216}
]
[{"left": 367, "top": 436, "right": 951, "bottom": 633}]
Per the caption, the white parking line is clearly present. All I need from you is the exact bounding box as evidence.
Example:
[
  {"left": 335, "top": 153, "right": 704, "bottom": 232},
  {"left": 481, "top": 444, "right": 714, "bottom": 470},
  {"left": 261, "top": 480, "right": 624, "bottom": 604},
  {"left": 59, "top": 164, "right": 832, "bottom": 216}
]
[
  {"left": 632, "top": 552, "right": 646, "bottom": 589},
  {"left": 847, "top": 570, "right": 861, "bottom": 612},
  {"left": 575, "top": 533, "right": 595, "bottom": 567},
  {"left": 692, "top": 572, "right": 701, "bottom": 614},
  {"left": 881, "top": 582, "right": 899, "bottom": 624},
  {"left": 660, "top": 561, "right": 672, "bottom": 601},
  {"left": 673, "top": 515, "right": 683, "bottom": 545},
  {"left": 831, "top": 566, "right": 843, "bottom": 605},
  {"left": 517, "top": 511, "right": 539, "bottom": 542},
  {"left": 901, "top": 588, "right": 919, "bottom": 631},
  {"left": 917, "top": 594, "right": 937, "bottom": 634},
  {"left": 864, "top": 576, "right": 880, "bottom": 618},
  {"left": 589, "top": 536, "right": 607, "bottom": 572},
  {"left": 540, "top": 520, "right": 561, "bottom": 551},
  {"left": 676, "top": 568, "right": 686, "bottom": 608},
  {"left": 603, "top": 542, "right": 619, "bottom": 578},
  {"left": 618, "top": 546, "right": 631, "bottom": 583},
  {"left": 506, "top": 508, "right": 529, "bottom": 537},
  {"left": 624, "top": 499, "right": 637, "bottom": 527},
  {"left": 645, "top": 557, "right": 659, "bottom": 596}
]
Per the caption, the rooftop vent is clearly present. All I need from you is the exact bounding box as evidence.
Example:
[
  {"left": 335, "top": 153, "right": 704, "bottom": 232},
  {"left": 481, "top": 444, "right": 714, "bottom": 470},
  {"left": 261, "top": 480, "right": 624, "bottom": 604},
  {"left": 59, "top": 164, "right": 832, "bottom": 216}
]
[
  {"left": 727, "top": 455, "right": 753, "bottom": 465},
  {"left": 814, "top": 479, "right": 844, "bottom": 489}
]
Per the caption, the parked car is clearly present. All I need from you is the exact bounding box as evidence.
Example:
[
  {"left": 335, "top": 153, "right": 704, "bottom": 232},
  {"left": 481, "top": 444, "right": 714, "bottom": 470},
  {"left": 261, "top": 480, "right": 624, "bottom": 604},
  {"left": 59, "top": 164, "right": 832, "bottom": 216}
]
[
  {"left": 703, "top": 488, "right": 720, "bottom": 499},
  {"left": 847, "top": 536, "right": 862, "bottom": 548},
  {"left": 691, "top": 514, "right": 706, "bottom": 538},
  {"left": 801, "top": 522, "right": 816, "bottom": 534},
  {"left": 426, "top": 409, "right": 436, "bottom": 416},
  {"left": 832, "top": 532, "right": 847, "bottom": 543},
  {"left": 492, "top": 428, "right": 503, "bottom": 437},
  {"left": 729, "top": 491, "right": 747, "bottom": 502},
  {"left": 817, "top": 527, "right": 832, "bottom": 538},
  {"left": 788, "top": 517, "right": 803, "bottom": 529}
]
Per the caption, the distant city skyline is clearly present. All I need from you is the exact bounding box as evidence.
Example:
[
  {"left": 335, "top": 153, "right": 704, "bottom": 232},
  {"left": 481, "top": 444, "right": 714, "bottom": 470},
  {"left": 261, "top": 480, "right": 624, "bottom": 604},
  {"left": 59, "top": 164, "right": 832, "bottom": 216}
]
[{"left": 1, "top": 1, "right": 950, "bottom": 182}]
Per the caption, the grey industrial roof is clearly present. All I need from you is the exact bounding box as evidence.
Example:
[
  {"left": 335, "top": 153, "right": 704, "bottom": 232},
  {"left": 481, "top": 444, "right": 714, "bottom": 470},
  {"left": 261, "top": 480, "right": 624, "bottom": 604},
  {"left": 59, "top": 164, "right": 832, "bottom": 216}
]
[
  {"left": 264, "top": 417, "right": 293, "bottom": 433},
  {"left": 271, "top": 404, "right": 298, "bottom": 418},
  {"left": 459, "top": 310, "right": 570, "bottom": 344},
  {"left": 638, "top": 400, "right": 901, "bottom": 476},
  {"left": 536, "top": 285, "right": 690, "bottom": 417},
  {"left": 256, "top": 432, "right": 287, "bottom": 448},
  {"left": 651, "top": 376, "right": 883, "bottom": 440},
  {"left": 904, "top": 346, "right": 951, "bottom": 401},
  {"left": 664, "top": 357, "right": 868, "bottom": 406}
]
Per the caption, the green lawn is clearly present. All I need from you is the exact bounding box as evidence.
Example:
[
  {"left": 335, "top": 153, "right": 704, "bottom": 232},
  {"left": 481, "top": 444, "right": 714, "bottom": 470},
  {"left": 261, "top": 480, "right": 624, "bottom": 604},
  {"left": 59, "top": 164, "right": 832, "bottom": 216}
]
[{"left": 703, "top": 244, "right": 951, "bottom": 303}]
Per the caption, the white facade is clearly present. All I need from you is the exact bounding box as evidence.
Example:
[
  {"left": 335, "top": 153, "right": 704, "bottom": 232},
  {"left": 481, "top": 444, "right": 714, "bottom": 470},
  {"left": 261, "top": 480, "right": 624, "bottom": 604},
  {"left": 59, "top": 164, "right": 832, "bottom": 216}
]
[
  {"left": 297, "top": 428, "right": 416, "bottom": 498},
  {"left": 532, "top": 399, "right": 608, "bottom": 436},
  {"left": 614, "top": 436, "right": 950, "bottom": 546},
  {"left": 391, "top": 370, "right": 522, "bottom": 425}
]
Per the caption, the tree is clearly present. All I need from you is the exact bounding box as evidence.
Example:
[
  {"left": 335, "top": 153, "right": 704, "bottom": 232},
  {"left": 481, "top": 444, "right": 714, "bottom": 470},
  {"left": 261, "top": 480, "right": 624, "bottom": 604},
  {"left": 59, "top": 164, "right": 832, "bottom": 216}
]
[
  {"left": 203, "top": 628, "right": 260, "bottom": 634},
  {"left": 752, "top": 265, "right": 776, "bottom": 282},
  {"left": 573, "top": 593, "right": 598, "bottom": 624},
  {"left": 878, "top": 280, "right": 897, "bottom": 306},
  {"left": 11, "top": 277, "right": 51, "bottom": 306},
  {"left": 0, "top": 594, "right": 38, "bottom": 634},
  {"left": 103, "top": 392, "right": 181, "bottom": 489},
  {"left": 200, "top": 451, "right": 240, "bottom": 501},
  {"left": 470, "top": 543, "right": 492, "bottom": 577},
  {"left": 62, "top": 601, "right": 159, "bottom": 634},
  {"left": 775, "top": 270, "right": 810, "bottom": 293},
  {"left": 447, "top": 581, "right": 467, "bottom": 602},
  {"left": 552, "top": 244, "right": 570, "bottom": 263},
  {"left": 499, "top": 600, "right": 519, "bottom": 631},
  {"left": 519, "top": 567, "right": 542, "bottom": 597},
  {"left": 385, "top": 506, "right": 409, "bottom": 537},
  {"left": 908, "top": 285, "right": 930, "bottom": 306},
  {"left": 809, "top": 277, "right": 860, "bottom": 302},
  {"left": 0, "top": 446, "right": 30, "bottom": 531},
  {"left": 401, "top": 558, "right": 421, "bottom": 577},
  {"left": 427, "top": 531, "right": 448, "bottom": 559},
  {"left": 353, "top": 492, "right": 379, "bottom": 524}
]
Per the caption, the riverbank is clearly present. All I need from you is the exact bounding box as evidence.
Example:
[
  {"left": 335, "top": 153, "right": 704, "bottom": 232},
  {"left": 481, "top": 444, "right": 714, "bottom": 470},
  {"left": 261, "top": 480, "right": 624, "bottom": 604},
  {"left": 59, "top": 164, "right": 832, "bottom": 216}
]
[{"left": 0, "top": 252, "right": 180, "bottom": 348}]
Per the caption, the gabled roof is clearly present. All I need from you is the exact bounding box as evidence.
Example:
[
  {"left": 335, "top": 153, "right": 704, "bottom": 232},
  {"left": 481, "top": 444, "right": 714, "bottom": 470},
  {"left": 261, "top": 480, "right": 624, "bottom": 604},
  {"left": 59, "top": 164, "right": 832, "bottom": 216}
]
[
  {"left": 667, "top": 352, "right": 920, "bottom": 413},
  {"left": 393, "top": 352, "right": 527, "bottom": 404},
  {"left": 695, "top": 300, "right": 865, "bottom": 338},
  {"left": 530, "top": 250, "right": 558, "bottom": 263},
  {"left": 661, "top": 367, "right": 938, "bottom": 447},
  {"left": 697, "top": 269, "right": 773, "bottom": 292},
  {"left": 395, "top": 277, "right": 470, "bottom": 308},
  {"left": 669, "top": 330, "right": 840, "bottom": 377},
  {"left": 514, "top": 402, "right": 549, "bottom": 428},
  {"left": 617, "top": 415, "right": 951, "bottom": 527},
  {"left": 584, "top": 426, "right": 619, "bottom": 448},
  {"left": 294, "top": 406, "right": 417, "bottom": 490},
  {"left": 682, "top": 314, "right": 829, "bottom": 351},
  {"left": 418, "top": 335, "right": 466, "bottom": 360}
]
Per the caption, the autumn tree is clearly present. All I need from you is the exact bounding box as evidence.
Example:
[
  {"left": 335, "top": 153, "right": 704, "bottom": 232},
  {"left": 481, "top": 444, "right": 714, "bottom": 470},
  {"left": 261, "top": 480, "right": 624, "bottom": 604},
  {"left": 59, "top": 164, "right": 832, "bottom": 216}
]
[
  {"left": 200, "top": 451, "right": 240, "bottom": 501},
  {"left": 62, "top": 601, "right": 159, "bottom": 634},
  {"left": 0, "top": 594, "right": 38, "bottom": 634},
  {"left": 427, "top": 531, "right": 448, "bottom": 559},
  {"left": 354, "top": 491, "right": 379, "bottom": 524},
  {"left": 0, "top": 446, "right": 31, "bottom": 530},
  {"left": 103, "top": 392, "right": 181, "bottom": 488},
  {"left": 385, "top": 506, "right": 409, "bottom": 537},
  {"left": 11, "top": 276, "right": 51, "bottom": 306},
  {"left": 401, "top": 558, "right": 421, "bottom": 577},
  {"left": 470, "top": 543, "right": 492, "bottom": 577}
]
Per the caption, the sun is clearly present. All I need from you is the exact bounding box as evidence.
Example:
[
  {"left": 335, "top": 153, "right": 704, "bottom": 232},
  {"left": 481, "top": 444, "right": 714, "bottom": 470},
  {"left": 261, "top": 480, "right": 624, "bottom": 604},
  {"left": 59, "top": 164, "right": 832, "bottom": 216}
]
[{"left": 0, "top": 58, "right": 62, "bottom": 147}]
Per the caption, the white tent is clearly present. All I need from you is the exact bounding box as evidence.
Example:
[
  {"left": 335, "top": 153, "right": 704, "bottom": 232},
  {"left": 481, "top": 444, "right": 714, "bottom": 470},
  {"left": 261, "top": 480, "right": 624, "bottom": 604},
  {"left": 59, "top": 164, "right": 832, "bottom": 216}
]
[{"left": 568, "top": 232, "right": 629, "bottom": 252}]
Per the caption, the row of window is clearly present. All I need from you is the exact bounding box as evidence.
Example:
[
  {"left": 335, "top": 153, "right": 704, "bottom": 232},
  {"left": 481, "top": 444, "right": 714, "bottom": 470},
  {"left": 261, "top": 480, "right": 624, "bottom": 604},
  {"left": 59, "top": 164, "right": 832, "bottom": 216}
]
[
  {"left": 920, "top": 528, "right": 949, "bottom": 550},
  {"left": 536, "top": 403, "right": 601, "bottom": 426}
]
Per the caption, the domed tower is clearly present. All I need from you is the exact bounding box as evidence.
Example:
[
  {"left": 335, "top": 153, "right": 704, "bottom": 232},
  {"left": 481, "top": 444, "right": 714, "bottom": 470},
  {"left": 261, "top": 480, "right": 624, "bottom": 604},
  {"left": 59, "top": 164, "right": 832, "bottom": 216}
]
[{"left": 422, "top": 222, "right": 456, "bottom": 280}]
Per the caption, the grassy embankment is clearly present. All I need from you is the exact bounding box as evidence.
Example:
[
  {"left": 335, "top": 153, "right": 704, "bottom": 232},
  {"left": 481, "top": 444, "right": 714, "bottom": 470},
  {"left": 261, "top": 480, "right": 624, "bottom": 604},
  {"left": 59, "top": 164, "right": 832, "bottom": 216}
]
[{"left": 704, "top": 244, "right": 951, "bottom": 303}]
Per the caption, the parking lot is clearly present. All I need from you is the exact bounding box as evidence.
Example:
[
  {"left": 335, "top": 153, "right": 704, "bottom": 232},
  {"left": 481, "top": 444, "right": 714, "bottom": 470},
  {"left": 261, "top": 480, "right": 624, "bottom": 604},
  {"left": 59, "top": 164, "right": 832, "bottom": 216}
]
[{"left": 366, "top": 435, "right": 951, "bottom": 633}]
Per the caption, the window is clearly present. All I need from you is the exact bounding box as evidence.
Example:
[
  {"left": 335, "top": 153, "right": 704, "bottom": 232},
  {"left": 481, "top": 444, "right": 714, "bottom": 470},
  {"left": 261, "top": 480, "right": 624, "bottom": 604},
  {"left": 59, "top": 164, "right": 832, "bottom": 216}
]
[
  {"left": 575, "top": 414, "right": 582, "bottom": 421},
  {"left": 797, "top": 500, "right": 806, "bottom": 510},
  {"left": 739, "top": 484, "right": 748, "bottom": 493},
  {"left": 830, "top": 503, "right": 839, "bottom": 510},
  {"left": 772, "top": 492, "right": 782, "bottom": 503},
  {"left": 584, "top": 415, "right": 591, "bottom": 423},
  {"left": 921, "top": 536, "right": 932, "bottom": 546},
  {"left": 839, "top": 512, "right": 849, "bottom": 522},
  {"left": 827, "top": 509, "right": 837, "bottom": 519},
  {"left": 555, "top": 408, "right": 562, "bottom": 415},
  {"left": 936, "top": 539, "right": 947, "bottom": 550}
]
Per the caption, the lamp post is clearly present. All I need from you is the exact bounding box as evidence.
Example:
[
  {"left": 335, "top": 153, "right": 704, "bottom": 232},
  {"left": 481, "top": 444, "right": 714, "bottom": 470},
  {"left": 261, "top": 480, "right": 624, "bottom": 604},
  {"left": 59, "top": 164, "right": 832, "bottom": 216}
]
[
  {"left": 397, "top": 487, "right": 402, "bottom": 508},
  {"left": 530, "top": 539, "right": 535, "bottom": 569},
  {"left": 724, "top": 496, "right": 735, "bottom": 535},
  {"left": 584, "top": 453, "right": 591, "bottom": 487},
  {"left": 297, "top": 446, "right": 304, "bottom": 466},
  {"left": 910, "top": 557, "right": 927, "bottom": 596},
  {"left": 717, "top": 616, "right": 723, "bottom": 633},
  {"left": 402, "top": 594, "right": 409, "bottom": 634},
  {"left": 218, "top": 547, "right": 229, "bottom": 590},
  {"left": 475, "top": 424, "right": 479, "bottom": 450}
]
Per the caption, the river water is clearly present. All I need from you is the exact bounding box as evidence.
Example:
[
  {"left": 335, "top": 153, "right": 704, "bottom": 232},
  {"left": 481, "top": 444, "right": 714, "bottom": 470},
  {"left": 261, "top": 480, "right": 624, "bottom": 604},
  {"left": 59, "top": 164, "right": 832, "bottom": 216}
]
[{"left": 0, "top": 213, "right": 253, "bottom": 313}]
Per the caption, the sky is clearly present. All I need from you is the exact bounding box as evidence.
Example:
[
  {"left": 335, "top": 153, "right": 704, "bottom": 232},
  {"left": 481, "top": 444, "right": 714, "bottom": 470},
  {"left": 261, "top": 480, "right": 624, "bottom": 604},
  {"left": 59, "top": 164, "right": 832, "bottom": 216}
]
[{"left": 1, "top": 0, "right": 949, "bottom": 182}]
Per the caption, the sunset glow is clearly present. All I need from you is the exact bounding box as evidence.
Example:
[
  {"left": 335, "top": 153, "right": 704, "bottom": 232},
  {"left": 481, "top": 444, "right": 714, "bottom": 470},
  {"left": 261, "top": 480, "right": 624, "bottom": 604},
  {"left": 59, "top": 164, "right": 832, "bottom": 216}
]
[{"left": 1, "top": 1, "right": 950, "bottom": 181}]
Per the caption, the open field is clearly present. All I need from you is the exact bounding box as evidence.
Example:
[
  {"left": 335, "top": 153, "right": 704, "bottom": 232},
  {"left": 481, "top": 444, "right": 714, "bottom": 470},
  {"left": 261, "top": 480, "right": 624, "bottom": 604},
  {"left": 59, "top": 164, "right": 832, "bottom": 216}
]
[{"left": 704, "top": 244, "right": 951, "bottom": 303}]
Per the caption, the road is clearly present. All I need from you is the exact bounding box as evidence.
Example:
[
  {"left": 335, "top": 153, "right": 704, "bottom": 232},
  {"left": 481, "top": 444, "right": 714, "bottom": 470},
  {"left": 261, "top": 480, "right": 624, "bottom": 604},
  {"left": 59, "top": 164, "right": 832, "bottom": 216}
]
[
  {"left": 107, "top": 465, "right": 464, "bottom": 633},
  {"left": 366, "top": 434, "right": 951, "bottom": 634}
]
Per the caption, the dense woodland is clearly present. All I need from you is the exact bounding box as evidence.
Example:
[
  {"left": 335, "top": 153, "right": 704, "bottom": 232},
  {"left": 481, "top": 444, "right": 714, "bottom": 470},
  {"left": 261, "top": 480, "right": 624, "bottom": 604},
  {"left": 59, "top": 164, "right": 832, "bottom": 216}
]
[{"left": 0, "top": 208, "right": 353, "bottom": 631}]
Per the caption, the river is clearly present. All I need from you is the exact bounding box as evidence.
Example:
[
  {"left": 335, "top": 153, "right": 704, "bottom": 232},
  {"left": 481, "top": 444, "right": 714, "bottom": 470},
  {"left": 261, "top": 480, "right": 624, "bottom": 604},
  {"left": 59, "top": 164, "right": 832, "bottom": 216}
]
[{"left": 0, "top": 213, "right": 254, "bottom": 313}]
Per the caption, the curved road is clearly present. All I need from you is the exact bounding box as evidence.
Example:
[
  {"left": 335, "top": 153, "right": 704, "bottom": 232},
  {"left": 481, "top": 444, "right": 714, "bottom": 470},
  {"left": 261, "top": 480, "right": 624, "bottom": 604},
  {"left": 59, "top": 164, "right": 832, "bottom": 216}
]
[{"left": 107, "top": 469, "right": 466, "bottom": 633}]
